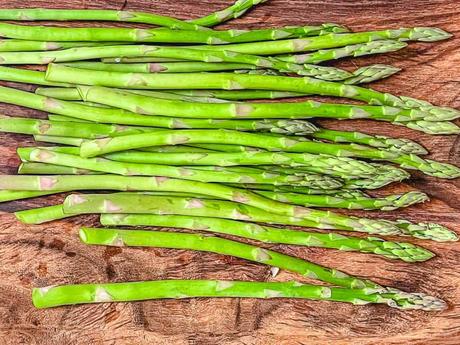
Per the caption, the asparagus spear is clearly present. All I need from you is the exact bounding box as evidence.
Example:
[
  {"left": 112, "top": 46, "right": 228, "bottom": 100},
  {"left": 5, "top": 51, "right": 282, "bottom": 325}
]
[
  {"left": 64, "top": 61, "right": 260, "bottom": 73},
  {"left": 0, "top": 8, "right": 205, "bottom": 30},
  {"left": 254, "top": 190, "right": 428, "bottom": 210},
  {"left": 190, "top": 0, "right": 268, "bottom": 27},
  {"left": 3, "top": 175, "right": 400, "bottom": 234},
  {"left": 225, "top": 183, "right": 368, "bottom": 196},
  {"left": 36, "top": 86, "right": 307, "bottom": 101},
  {"left": 32, "top": 279, "right": 446, "bottom": 310},
  {"left": 8, "top": 166, "right": 417, "bottom": 211},
  {"left": 38, "top": 86, "right": 232, "bottom": 104},
  {"left": 67, "top": 61, "right": 377, "bottom": 83},
  {"left": 99, "top": 38, "right": 404, "bottom": 67},
  {"left": 75, "top": 149, "right": 378, "bottom": 178},
  {"left": 0, "top": 46, "right": 349, "bottom": 79},
  {"left": 0, "top": 89, "right": 318, "bottom": 135},
  {"left": 78, "top": 129, "right": 460, "bottom": 178},
  {"left": 277, "top": 40, "right": 409, "bottom": 64},
  {"left": 79, "top": 226, "right": 382, "bottom": 289},
  {"left": 187, "top": 27, "right": 452, "bottom": 55},
  {"left": 87, "top": 214, "right": 434, "bottom": 261},
  {"left": 76, "top": 85, "right": 437, "bottom": 121},
  {"left": 98, "top": 196, "right": 457, "bottom": 242},
  {"left": 22, "top": 148, "right": 344, "bottom": 188},
  {"left": 0, "top": 19, "right": 350, "bottom": 44},
  {"left": 311, "top": 128, "right": 428, "bottom": 155},
  {"left": 46, "top": 65, "right": 460, "bottom": 121},
  {"left": 0, "top": 115, "right": 157, "bottom": 139}
]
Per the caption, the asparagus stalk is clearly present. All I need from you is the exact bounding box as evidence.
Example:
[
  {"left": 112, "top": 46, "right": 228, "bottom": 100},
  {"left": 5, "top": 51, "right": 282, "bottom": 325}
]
[
  {"left": 76, "top": 192, "right": 403, "bottom": 234},
  {"left": 64, "top": 61, "right": 260, "bottom": 73},
  {"left": 98, "top": 196, "right": 458, "bottom": 242},
  {"left": 277, "top": 40, "right": 408, "bottom": 64},
  {"left": 76, "top": 85, "right": 437, "bottom": 121},
  {"left": 0, "top": 88, "right": 318, "bottom": 135},
  {"left": 32, "top": 279, "right": 446, "bottom": 310},
  {"left": 77, "top": 129, "right": 460, "bottom": 178},
  {"left": 254, "top": 190, "right": 428, "bottom": 210},
  {"left": 0, "top": 115, "right": 156, "bottom": 139},
  {"left": 90, "top": 214, "right": 434, "bottom": 261},
  {"left": 46, "top": 65, "right": 460, "bottom": 121},
  {"left": 0, "top": 46, "right": 350, "bottom": 79},
  {"left": 80, "top": 226, "right": 382, "bottom": 289},
  {"left": 311, "top": 128, "right": 428, "bottom": 155},
  {"left": 99, "top": 38, "right": 403, "bottom": 64},
  {"left": 188, "top": 27, "right": 452, "bottom": 55},
  {"left": 0, "top": 8, "right": 205, "bottom": 30},
  {"left": 36, "top": 86, "right": 307, "bottom": 101},
  {"left": 72, "top": 149, "right": 378, "bottom": 178},
  {"left": 22, "top": 148, "right": 344, "bottom": 188},
  {"left": 2, "top": 175, "right": 400, "bottom": 233},
  {"left": 225, "top": 183, "right": 368, "bottom": 196},
  {"left": 9, "top": 166, "right": 417, "bottom": 211},
  {"left": 190, "top": 0, "right": 268, "bottom": 27},
  {"left": 38, "top": 86, "right": 231, "bottom": 104}
]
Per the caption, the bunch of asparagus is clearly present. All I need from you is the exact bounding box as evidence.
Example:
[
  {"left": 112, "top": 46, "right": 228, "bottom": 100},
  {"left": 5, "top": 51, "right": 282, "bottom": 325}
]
[{"left": 0, "top": 0, "right": 457, "bottom": 310}]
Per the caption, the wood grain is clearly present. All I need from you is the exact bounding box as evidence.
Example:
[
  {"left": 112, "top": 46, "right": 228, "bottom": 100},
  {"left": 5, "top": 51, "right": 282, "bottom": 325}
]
[{"left": 0, "top": 1, "right": 459, "bottom": 344}]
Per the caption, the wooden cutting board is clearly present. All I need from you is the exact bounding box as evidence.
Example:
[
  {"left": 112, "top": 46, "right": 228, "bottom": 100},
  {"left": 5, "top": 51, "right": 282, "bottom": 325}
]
[{"left": 0, "top": 1, "right": 459, "bottom": 344}]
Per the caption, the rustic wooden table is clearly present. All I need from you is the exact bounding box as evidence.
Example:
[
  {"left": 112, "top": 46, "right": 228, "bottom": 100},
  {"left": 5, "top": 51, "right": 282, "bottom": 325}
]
[{"left": 0, "top": 1, "right": 459, "bottom": 344}]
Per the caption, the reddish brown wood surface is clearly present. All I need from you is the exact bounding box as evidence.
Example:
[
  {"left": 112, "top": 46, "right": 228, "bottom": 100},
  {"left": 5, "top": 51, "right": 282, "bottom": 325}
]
[{"left": 0, "top": 1, "right": 459, "bottom": 344}]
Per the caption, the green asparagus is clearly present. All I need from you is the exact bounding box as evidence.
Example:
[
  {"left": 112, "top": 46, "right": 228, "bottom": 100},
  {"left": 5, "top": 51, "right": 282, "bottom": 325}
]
[
  {"left": 277, "top": 40, "right": 408, "bottom": 64},
  {"left": 0, "top": 8, "right": 204, "bottom": 30},
  {"left": 76, "top": 86, "right": 438, "bottom": 121},
  {"left": 190, "top": 0, "right": 267, "bottom": 27},
  {"left": 46, "top": 65, "right": 460, "bottom": 121},
  {"left": 311, "top": 128, "right": 428, "bottom": 155},
  {"left": 22, "top": 148, "right": 344, "bottom": 188},
  {"left": 0, "top": 87, "right": 319, "bottom": 135},
  {"left": 0, "top": 22, "right": 352, "bottom": 45},
  {"left": 77, "top": 129, "right": 460, "bottom": 178},
  {"left": 79, "top": 227, "right": 381, "bottom": 289},
  {"left": 32, "top": 279, "right": 446, "bottom": 310},
  {"left": 187, "top": 27, "right": 452, "bottom": 55},
  {"left": 0, "top": 46, "right": 351, "bottom": 79},
  {"left": 92, "top": 213, "right": 433, "bottom": 261},
  {"left": 98, "top": 196, "right": 457, "bottom": 242}
]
